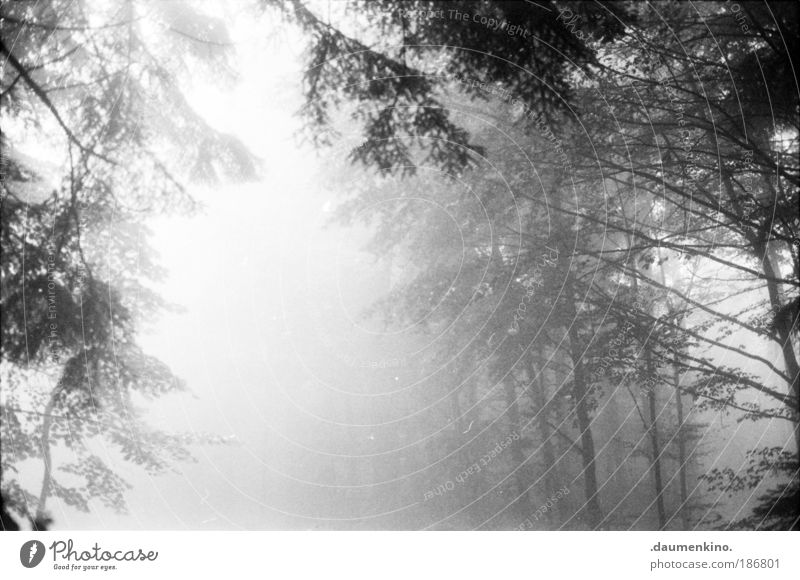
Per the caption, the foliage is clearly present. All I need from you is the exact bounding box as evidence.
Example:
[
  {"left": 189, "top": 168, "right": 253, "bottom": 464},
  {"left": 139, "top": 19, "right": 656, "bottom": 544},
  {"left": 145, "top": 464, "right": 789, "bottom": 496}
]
[{"left": 1, "top": 0, "right": 252, "bottom": 525}]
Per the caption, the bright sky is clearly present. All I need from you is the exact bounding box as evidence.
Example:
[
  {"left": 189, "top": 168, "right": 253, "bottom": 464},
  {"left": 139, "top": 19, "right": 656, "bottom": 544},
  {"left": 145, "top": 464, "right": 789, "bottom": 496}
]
[
  {"left": 46, "top": 6, "right": 400, "bottom": 529},
  {"left": 41, "top": 8, "right": 310, "bottom": 529}
]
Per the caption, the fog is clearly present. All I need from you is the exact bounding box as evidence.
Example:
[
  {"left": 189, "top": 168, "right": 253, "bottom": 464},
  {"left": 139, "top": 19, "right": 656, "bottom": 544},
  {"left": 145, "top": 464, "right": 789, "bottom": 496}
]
[{"left": 3, "top": 1, "right": 797, "bottom": 532}]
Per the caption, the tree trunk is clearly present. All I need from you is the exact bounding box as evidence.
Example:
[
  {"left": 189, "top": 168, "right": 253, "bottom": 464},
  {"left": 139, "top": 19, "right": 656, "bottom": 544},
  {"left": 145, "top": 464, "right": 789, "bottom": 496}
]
[
  {"left": 645, "top": 368, "right": 667, "bottom": 529},
  {"left": 762, "top": 250, "right": 800, "bottom": 456},
  {"left": 641, "top": 249, "right": 667, "bottom": 529},
  {"left": 503, "top": 379, "right": 531, "bottom": 513},
  {"left": 724, "top": 171, "right": 800, "bottom": 455},
  {"left": 673, "top": 362, "right": 690, "bottom": 528},
  {"left": 34, "top": 390, "right": 58, "bottom": 528},
  {"left": 529, "top": 355, "right": 559, "bottom": 523},
  {"left": 567, "top": 316, "right": 603, "bottom": 528}
]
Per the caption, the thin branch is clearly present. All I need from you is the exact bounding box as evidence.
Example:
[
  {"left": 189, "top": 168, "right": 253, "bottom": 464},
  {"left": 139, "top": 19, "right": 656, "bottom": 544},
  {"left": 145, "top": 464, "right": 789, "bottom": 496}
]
[{"left": 0, "top": 38, "right": 116, "bottom": 166}]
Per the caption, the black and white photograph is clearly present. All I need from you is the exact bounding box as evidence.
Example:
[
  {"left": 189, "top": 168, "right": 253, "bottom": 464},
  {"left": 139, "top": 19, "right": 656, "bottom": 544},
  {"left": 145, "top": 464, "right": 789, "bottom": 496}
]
[{"left": 1, "top": 0, "right": 799, "bottom": 574}]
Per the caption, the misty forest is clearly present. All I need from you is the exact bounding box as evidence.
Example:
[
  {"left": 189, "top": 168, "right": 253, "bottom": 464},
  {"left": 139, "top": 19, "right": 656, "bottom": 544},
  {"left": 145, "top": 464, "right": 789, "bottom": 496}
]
[{"left": 1, "top": 0, "right": 798, "bottom": 531}]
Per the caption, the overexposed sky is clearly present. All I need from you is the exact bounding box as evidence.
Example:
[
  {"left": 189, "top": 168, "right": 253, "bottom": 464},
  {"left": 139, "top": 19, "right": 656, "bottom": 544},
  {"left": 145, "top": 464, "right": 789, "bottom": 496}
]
[{"left": 50, "top": 6, "right": 405, "bottom": 528}]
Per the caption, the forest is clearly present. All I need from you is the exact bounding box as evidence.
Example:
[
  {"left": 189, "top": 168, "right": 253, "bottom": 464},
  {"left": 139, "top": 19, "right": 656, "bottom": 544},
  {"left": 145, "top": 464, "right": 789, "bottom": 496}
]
[{"left": 1, "top": 0, "right": 798, "bottom": 531}]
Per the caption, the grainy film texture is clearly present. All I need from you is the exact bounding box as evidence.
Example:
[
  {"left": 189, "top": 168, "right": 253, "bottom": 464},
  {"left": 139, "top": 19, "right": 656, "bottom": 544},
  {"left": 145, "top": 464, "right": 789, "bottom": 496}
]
[{"left": 1, "top": 0, "right": 798, "bottom": 531}]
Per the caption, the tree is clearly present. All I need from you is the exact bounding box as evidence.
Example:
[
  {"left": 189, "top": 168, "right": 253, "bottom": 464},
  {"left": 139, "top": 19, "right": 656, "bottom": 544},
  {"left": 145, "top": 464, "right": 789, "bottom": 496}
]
[
  {"left": 284, "top": 0, "right": 797, "bottom": 529},
  {"left": 1, "top": 0, "right": 253, "bottom": 527},
  {"left": 570, "top": 0, "right": 798, "bottom": 527}
]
